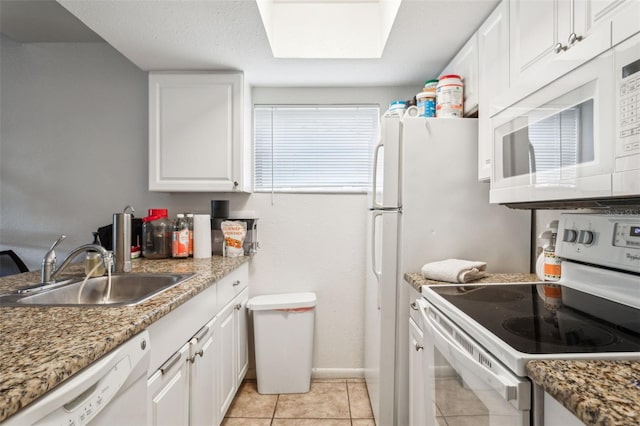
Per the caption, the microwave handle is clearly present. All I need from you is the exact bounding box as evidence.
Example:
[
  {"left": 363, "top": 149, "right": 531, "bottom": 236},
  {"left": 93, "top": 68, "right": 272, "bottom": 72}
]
[{"left": 417, "top": 299, "right": 523, "bottom": 404}]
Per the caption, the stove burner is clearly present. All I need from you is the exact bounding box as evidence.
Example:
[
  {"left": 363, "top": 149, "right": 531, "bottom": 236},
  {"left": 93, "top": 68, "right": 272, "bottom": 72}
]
[{"left": 502, "top": 316, "right": 617, "bottom": 348}]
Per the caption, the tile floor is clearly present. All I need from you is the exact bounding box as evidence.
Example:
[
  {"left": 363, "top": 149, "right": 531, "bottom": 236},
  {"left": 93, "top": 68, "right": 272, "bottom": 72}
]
[{"left": 222, "top": 379, "right": 376, "bottom": 426}]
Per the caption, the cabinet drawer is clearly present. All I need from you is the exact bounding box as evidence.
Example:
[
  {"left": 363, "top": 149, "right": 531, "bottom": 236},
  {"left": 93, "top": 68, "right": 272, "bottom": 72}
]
[{"left": 217, "top": 263, "right": 249, "bottom": 311}]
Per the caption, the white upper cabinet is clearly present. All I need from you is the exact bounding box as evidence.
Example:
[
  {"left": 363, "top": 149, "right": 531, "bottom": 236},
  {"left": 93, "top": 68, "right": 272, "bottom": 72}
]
[
  {"left": 509, "top": 0, "right": 621, "bottom": 99},
  {"left": 440, "top": 32, "right": 479, "bottom": 116},
  {"left": 149, "top": 72, "right": 251, "bottom": 192},
  {"left": 478, "top": 0, "right": 510, "bottom": 181}
]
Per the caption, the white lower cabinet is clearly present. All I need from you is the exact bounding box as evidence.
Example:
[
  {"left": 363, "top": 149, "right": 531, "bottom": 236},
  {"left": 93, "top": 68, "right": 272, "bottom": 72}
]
[
  {"left": 408, "top": 316, "right": 425, "bottom": 426},
  {"left": 218, "top": 287, "right": 249, "bottom": 419},
  {"left": 147, "top": 263, "right": 249, "bottom": 426},
  {"left": 189, "top": 318, "right": 219, "bottom": 426},
  {"left": 147, "top": 343, "right": 191, "bottom": 426}
]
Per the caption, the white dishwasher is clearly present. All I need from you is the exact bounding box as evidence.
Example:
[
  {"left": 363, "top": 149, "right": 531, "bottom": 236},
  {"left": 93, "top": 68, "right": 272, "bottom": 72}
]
[{"left": 4, "top": 331, "right": 150, "bottom": 426}]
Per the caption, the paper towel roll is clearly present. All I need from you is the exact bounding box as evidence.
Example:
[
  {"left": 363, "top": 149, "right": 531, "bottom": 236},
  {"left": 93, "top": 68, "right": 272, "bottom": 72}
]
[{"left": 193, "top": 214, "right": 212, "bottom": 259}]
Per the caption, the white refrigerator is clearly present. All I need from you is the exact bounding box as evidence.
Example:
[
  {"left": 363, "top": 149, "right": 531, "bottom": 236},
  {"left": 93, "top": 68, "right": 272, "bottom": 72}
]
[{"left": 364, "top": 116, "right": 531, "bottom": 426}]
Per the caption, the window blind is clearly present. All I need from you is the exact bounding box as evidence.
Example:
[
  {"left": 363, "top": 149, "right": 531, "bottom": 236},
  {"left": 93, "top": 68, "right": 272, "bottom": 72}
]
[{"left": 254, "top": 106, "right": 380, "bottom": 192}]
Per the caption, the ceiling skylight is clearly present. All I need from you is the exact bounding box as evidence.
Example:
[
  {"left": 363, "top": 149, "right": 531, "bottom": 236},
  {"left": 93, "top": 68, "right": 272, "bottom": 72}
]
[{"left": 256, "top": 0, "right": 402, "bottom": 58}]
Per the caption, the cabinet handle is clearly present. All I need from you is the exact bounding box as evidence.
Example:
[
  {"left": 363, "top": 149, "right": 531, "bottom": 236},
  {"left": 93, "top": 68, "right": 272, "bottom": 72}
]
[
  {"left": 233, "top": 181, "right": 239, "bottom": 188},
  {"left": 193, "top": 325, "right": 209, "bottom": 343},
  {"left": 568, "top": 32, "right": 583, "bottom": 46},
  {"left": 232, "top": 280, "right": 241, "bottom": 286},
  {"left": 189, "top": 349, "right": 204, "bottom": 364},
  {"left": 235, "top": 303, "right": 242, "bottom": 310},
  {"left": 160, "top": 351, "right": 182, "bottom": 374},
  {"left": 415, "top": 344, "right": 424, "bottom": 352},
  {"left": 553, "top": 43, "right": 567, "bottom": 54},
  {"left": 410, "top": 302, "right": 418, "bottom": 311}
]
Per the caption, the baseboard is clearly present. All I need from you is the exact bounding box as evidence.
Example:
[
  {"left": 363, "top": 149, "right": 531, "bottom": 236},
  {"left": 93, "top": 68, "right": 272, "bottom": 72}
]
[
  {"left": 244, "top": 367, "right": 365, "bottom": 381},
  {"left": 311, "top": 368, "right": 365, "bottom": 379}
]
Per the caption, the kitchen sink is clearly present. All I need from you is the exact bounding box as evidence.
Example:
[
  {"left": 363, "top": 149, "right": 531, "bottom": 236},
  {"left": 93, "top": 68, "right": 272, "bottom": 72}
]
[{"left": 0, "top": 273, "right": 195, "bottom": 307}]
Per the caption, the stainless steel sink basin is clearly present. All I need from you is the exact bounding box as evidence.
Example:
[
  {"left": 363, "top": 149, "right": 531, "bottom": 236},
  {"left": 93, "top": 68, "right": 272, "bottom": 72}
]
[{"left": 0, "top": 273, "right": 195, "bottom": 307}]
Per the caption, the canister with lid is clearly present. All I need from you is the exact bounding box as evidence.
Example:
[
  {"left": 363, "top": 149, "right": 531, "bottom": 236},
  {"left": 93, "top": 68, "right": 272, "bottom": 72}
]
[
  {"left": 436, "top": 74, "right": 464, "bottom": 118},
  {"left": 416, "top": 92, "right": 436, "bottom": 118},
  {"left": 142, "top": 208, "right": 172, "bottom": 259}
]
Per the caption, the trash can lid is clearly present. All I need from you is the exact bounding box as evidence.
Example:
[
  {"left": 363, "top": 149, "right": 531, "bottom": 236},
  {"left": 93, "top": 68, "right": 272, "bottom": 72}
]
[{"left": 247, "top": 292, "right": 316, "bottom": 311}]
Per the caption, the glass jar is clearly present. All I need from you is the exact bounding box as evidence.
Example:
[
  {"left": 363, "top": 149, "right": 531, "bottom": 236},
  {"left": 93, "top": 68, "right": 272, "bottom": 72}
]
[{"left": 142, "top": 208, "right": 172, "bottom": 259}]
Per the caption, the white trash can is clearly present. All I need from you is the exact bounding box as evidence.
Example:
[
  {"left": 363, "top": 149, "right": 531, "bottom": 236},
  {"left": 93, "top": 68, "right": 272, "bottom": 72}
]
[{"left": 247, "top": 292, "right": 316, "bottom": 394}]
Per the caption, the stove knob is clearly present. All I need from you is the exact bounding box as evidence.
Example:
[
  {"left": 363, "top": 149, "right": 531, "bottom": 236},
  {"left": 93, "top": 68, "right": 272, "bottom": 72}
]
[
  {"left": 563, "top": 229, "right": 578, "bottom": 243},
  {"left": 579, "top": 230, "right": 594, "bottom": 245}
]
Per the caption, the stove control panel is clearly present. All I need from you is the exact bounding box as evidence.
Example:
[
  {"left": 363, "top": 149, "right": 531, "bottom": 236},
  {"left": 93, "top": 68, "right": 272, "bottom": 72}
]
[
  {"left": 614, "top": 223, "right": 640, "bottom": 248},
  {"left": 557, "top": 213, "right": 640, "bottom": 273}
]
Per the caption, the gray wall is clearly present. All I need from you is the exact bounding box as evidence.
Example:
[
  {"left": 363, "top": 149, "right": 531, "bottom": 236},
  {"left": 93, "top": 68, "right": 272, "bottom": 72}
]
[{"left": 0, "top": 36, "right": 416, "bottom": 374}]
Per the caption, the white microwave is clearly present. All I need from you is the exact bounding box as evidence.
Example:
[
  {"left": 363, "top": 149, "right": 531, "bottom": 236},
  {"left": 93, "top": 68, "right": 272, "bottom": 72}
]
[{"left": 490, "top": 32, "right": 640, "bottom": 206}]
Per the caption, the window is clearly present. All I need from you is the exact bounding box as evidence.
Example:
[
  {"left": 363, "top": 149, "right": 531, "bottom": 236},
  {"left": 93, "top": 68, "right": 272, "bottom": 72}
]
[{"left": 254, "top": 105, "right": 380, "bottom": 193}]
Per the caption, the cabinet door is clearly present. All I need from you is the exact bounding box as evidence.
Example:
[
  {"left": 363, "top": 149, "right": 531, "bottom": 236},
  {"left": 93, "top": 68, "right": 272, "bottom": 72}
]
[
  {"left": 510, "top": 0, "right": 565, "bottom": 89},
  {"left": 441, "top": 33, "right": 479, "bottom": 116},
  {"left": 510, "top": 0, "right": 611, "bottom": 97},
  {"left": 478, "top": 0, "right": 509, "bottom": 181},
  {"left": 149, "top": 72, "right": 247, "bottom": 192},
  {"left": 408, "top": 317, "right": 425, "bottom": 426},
  {"left": 189, "top": 318, "right": 218, "bottom": 426},
  {"left": 234, "top": 288, "right": 249, "bottom": 385},
  {"left": 147, "top": 343, "right": 190, "bottom": 426},
  {"left": 217, "top": 300, "right": 236, "bottom": 419}
]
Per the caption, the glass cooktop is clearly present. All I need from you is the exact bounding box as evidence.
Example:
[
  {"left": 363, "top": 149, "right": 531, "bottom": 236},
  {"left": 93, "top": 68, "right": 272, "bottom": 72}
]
[{"left": 430, "top": 283, "right": 640, "bottom": 354}]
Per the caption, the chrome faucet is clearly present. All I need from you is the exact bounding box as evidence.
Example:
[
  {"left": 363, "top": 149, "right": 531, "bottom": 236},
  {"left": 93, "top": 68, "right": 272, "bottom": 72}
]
[{"left": 40, "top": 235, "right": 113, "bottom": 284}]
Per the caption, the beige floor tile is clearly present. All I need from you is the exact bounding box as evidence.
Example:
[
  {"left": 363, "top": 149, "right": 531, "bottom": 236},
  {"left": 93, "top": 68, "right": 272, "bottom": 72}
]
[
  {"left": 221, "top": 418, "right": 272, "bottom": 426},
  {"left": 274, "top": 381, "right": 350, "bottom": 419},
  {"left": 347, "top": 382, "right": 373, "bottom": 419},
  {"left": 346, "top": 378, "right": 365, "bottom": 383},
  {"left": 272, "top": 420, "right": 351, "bottom": 426},
  {"left": 226, "top": 381, "right": 278, "bottom": 418},
  {"left": 352, "top": 420, "right": 376, "bottom": 426}
]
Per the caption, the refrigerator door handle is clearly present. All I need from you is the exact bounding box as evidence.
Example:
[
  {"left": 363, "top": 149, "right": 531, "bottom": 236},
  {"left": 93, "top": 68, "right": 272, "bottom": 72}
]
[
  {"left": 371, "top": 140, "right": 384, "bottom": 209},
  {"left": 370, "top": 211, "right": 383, "bottom": 310}
]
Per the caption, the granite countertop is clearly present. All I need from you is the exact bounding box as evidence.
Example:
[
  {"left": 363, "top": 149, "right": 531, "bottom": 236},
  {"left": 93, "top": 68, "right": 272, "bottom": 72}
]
[
  {"left": 0, "top": 256, "right": 248, "bottom": 423},
  {"left": 404, "top": 271, "right": 539, "bottom": 292},
  {"left": 528, "top": 360, "right": 640, "bottom": 426},
  {"left": 406, "top": 271, "right": 640, "bottom": 425}
]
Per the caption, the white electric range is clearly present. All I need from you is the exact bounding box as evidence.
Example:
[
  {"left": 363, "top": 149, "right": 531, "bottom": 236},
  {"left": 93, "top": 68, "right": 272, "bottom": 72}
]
[{"left": 418, "top": 213, "right": 640, "bottom": 425}]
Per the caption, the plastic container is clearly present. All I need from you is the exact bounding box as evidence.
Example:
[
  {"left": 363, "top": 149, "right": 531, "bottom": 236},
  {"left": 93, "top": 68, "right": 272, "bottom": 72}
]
[
  {"left": 248, "top": 292, "right": 316, "bottom": 394},
  {"left": 436, "top": 74, "right": 464, "bottom": 118},
  {"left": 423, "top": 79, "right": 438, "bottom": 93},
  {"left": 172, "top": 214, "right": 189, "bottom": 258},
  {"left": 385, "top": 100, "right": 407, "bottom": 117},
  {"left": 416, "top": 91, "right": 436, "bottom": 118},
  {"left": 142, "top": 209, "right": 172, "bottom": 259}
]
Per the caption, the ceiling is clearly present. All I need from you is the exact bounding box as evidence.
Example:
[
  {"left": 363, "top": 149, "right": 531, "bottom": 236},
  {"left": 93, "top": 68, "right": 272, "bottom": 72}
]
[{"left": 1, "top": 0, "right": 500, "bottom": 87}]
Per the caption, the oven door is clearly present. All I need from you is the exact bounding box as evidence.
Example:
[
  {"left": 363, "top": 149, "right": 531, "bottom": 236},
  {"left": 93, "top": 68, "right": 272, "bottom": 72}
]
[{"left": 417, "top": 299, "right": 531, "bottom": 426}]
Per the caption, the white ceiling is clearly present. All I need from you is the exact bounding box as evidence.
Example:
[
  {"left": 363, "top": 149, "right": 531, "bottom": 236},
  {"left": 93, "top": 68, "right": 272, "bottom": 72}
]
[{"left": 1, "top": 0, "right": 500, "bottom": 87}]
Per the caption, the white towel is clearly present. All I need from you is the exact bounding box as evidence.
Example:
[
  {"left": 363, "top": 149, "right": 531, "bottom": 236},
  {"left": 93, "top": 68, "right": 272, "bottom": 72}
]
[{"left": 421, "top": 259, "right": 487, "bottom": 283}]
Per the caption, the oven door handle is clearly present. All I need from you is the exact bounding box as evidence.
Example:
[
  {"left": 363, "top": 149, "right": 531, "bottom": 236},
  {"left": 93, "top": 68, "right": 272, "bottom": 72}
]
[{"left": 417, "top": 299, "right": 527, "bottom": 407}]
